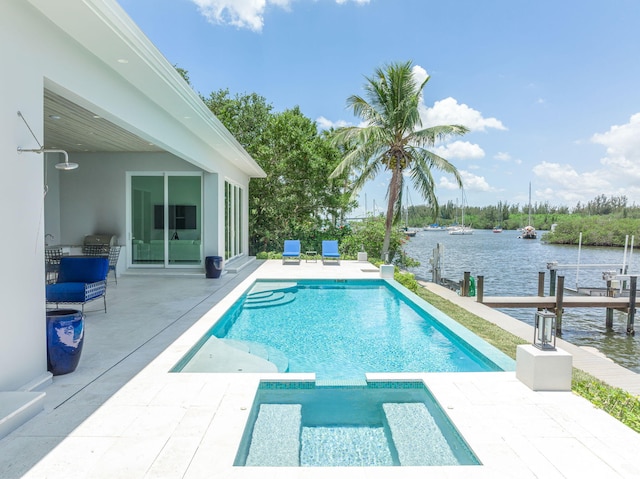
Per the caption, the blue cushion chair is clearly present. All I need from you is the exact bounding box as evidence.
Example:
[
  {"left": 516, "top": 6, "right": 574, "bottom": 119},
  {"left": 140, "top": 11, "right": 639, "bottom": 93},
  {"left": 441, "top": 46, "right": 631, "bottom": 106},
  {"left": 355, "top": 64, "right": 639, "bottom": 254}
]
[
  {"left": 46, "top": 256, "right": 109, "bottom": 313},
  {"left": 282, "top": 240, "right": 301, "bottom": 264},
  {"left": 322, "top": 240, "right": 340, "bottom": 264}
]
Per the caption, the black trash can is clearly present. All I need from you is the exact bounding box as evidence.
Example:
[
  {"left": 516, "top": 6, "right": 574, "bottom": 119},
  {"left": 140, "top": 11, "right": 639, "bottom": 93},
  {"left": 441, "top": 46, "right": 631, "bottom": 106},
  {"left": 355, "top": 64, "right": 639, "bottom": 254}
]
[{"left": 205, "top": 255, "right": 223, "bottom": 278}]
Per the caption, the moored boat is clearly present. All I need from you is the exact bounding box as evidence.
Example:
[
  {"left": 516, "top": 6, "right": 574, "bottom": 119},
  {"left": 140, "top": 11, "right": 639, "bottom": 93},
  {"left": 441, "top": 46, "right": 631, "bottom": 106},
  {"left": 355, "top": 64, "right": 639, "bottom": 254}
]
[{"left": 520, "top": 183, "right": 537, "bottom": 239}]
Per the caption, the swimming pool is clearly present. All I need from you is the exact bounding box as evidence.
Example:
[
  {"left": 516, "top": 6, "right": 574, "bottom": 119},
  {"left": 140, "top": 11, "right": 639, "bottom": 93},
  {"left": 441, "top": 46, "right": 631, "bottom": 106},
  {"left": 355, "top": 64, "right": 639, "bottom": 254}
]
[
  {"left": 173, "top": 279, "right": 514, "bottom": 378},
  {"left": 235, "top": 380, "right": 481, "bottom": 467}
]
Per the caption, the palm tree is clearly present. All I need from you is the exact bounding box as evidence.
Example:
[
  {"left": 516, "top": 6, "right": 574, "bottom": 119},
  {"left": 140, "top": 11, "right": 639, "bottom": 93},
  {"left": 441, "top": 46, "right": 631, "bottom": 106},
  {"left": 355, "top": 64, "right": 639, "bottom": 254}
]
[{"left": 330, "top": 60, "right": 469, "bottom": 261}]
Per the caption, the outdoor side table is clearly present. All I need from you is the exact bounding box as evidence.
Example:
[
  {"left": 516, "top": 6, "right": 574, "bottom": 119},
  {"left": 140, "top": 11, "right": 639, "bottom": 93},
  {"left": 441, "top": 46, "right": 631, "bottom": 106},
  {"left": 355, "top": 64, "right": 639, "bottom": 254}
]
[{"left": 305, "top": 251, "right": 317, "bottom": 262}]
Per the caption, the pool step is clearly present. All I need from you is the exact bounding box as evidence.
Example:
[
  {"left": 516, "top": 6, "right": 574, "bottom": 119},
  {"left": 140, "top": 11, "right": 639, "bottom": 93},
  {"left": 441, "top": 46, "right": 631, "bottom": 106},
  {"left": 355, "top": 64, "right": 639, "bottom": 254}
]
[
  {"left": 248, "top": 282, "right": 297, "bottom": 295},
  {"left": 244, "top": 291, "right": 296, "bottom": 309},
  {"left": 246, "top": 404, "right": 302, "bottom": 466},
  {"left": 222, "top": 339, "right": 289, "bottom": 372},
  {"left": 382, "top": 402, "right": 458, "bottom": 466}
]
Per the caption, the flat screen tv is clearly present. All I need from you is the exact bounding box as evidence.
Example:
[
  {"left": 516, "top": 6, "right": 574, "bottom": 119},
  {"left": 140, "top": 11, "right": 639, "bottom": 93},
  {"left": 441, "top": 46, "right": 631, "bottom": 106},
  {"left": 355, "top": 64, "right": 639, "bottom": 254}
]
[{"left": 154, "top": 205, "right": 197, "bottom": 230}]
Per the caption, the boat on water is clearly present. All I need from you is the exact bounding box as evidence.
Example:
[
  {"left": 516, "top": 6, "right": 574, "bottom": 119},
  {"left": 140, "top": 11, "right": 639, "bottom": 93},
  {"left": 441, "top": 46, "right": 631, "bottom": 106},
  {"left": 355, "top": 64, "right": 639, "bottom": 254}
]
[
  {"left": 521, "top": 183, "right": 537, "bottom": 239},
  {"left": 521, "top": 225, "right": 537, "bottom": 239},
  {"left": 449, "top": 226, "right": 474, "bottom": 235},
  {"left": 449, "top": 190, "right": 473, "bottom": 235},
  {"left": 492, "top": 226, "right": 503, "bottom": 233},
  {"left": 424, "top": 224, "right": 445, "bottom": 231}
]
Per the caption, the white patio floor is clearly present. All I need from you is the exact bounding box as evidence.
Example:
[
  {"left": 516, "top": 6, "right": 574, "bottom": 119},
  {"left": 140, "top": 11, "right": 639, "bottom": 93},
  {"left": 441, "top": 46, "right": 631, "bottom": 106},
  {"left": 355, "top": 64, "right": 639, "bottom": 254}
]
[{"left": 1, "top": 259, "right": 639, "bottom": 478}]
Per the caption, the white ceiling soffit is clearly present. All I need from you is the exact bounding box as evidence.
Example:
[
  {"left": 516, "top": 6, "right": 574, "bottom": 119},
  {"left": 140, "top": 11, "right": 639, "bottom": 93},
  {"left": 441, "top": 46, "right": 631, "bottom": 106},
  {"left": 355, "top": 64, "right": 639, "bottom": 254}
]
[
  {"left": 44, "top": 89, "right": 162, "bottom": 153},
  {"left": 28, "top": 0, "right": 266, "bottom": 177}
]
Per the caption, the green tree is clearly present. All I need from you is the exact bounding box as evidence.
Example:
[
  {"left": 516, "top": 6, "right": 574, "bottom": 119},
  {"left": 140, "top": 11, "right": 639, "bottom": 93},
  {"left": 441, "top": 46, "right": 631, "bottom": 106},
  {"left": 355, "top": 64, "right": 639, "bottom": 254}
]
[
  {"left": 204, "top": 89, "right": 352, "bottom": 253},
  {"left": 330, "top": 61, "right": 468, "bottom": 261}
]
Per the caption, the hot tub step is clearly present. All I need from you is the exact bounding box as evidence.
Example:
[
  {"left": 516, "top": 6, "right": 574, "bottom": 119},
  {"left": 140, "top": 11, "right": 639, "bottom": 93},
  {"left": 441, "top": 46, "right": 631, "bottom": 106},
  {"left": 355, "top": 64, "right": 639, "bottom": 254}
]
[
  {"left": 383, "top": 402, "right": 458, "bottom": 466},
  {"left": 301, "top": 426, "right": 393, "bottom": 466},
  {"left": 245, "top": 404, "right": 302, "bottom": 466}
]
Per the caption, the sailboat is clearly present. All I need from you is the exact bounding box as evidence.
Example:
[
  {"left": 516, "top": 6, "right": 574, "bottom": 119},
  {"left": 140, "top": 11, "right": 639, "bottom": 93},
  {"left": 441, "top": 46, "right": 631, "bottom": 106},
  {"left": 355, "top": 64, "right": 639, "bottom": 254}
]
[
  {"left": 521, "top": 183, "right": 537, "bottom": 239},
  {"left": 403, "top": 187, "right": 417, "bottom": 237},
  {"left": 493, "top": 205, "right": 503, "bottom": 232},
  {"left": 449, "top": 190, "right": 473, "bottom": 235}
]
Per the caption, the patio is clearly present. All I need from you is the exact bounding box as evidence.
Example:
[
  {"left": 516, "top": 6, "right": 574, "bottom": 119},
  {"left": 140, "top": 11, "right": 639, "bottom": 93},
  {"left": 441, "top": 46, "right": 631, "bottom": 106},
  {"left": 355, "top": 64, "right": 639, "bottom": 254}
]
[{"left": 1, "top": 259, "right": 639, "bottom": 478}]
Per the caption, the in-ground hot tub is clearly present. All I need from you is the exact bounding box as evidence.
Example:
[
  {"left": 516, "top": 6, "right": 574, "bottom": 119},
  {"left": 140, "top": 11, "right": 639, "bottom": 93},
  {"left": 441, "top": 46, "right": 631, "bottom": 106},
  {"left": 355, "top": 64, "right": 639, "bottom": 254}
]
[{"left": 235, "top": 380, "right": 480, "bottom": 467}]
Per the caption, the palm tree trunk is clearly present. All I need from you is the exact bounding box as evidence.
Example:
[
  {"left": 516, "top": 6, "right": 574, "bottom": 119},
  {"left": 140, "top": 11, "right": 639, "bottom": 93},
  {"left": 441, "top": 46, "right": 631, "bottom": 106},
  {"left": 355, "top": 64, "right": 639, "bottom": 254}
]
[{"left": 382, "top": 166, "right": 402, "bottom": 262}]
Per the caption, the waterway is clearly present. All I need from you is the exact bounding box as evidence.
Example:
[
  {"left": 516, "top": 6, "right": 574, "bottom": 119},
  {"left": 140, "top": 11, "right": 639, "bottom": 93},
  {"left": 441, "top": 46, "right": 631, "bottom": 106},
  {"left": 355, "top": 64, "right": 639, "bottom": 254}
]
[{"left": 404, "top": 229, "right": 640, "bottom": 373}]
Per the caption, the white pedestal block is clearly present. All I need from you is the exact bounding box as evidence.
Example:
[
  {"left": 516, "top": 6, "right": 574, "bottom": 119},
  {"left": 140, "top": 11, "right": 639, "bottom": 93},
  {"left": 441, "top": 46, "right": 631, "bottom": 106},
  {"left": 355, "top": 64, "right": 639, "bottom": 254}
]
[
  {"left": 516, "top": 344, "right": 572, "bottom": 391},
  {"left": 380, "top": 265, "right": 394, "bottom": 278},
  {"left": 357, "top": 252, "right": 368, "bottom": 261}
]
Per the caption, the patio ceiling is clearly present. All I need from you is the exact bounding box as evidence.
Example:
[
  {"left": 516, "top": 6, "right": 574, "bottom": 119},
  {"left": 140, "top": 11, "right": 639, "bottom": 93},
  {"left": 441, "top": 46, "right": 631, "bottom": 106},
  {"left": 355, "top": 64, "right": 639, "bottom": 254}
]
[{"left": 44, "top": 89, "right": 163, "bottom": 153}]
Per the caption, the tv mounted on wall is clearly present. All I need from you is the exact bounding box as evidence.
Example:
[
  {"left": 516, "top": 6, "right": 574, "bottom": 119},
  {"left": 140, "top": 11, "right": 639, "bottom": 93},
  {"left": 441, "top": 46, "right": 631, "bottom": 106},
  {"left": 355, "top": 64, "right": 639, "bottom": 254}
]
[{"left": 154, "top": 205, "right": 197, "bottom": 230}]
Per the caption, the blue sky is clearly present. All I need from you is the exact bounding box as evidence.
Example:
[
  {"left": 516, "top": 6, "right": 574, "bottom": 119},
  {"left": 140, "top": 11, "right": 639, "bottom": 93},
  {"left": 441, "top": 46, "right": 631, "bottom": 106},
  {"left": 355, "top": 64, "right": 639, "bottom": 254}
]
[{"left": 119, "top": 0, "right": 640, "bottom": 215}]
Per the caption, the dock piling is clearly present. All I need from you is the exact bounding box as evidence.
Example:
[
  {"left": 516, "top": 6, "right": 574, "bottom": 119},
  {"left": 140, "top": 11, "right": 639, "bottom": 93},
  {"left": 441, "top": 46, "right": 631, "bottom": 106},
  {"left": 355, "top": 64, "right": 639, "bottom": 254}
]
[
  {"left": 537, "top": 272, "right": 545, "bottom": 312},
  {"left": 463, "top": 271, "right": 470, "bottom": 297},
  {"left": 628, "top": 276, "right": 636, "bottom": 336},
  {"left": 555, "top": 275, "right": 565, "bottom": 334},
  {"left": 477, "top": 275, "right": 484, "bottom": 303}
]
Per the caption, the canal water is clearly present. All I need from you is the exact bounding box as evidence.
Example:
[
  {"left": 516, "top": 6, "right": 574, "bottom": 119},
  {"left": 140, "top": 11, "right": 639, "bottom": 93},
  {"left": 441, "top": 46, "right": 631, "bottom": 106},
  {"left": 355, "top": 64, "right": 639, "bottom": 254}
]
[{"left": 404, "top": 229, "right": 640, "bottom": 373}]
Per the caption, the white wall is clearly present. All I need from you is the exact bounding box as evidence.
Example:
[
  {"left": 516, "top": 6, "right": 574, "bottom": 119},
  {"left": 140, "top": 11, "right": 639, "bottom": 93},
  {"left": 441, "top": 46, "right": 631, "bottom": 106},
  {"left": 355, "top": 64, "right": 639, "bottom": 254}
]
[{"left": 0, "top": 0, "right": 254, "bottom": 395}]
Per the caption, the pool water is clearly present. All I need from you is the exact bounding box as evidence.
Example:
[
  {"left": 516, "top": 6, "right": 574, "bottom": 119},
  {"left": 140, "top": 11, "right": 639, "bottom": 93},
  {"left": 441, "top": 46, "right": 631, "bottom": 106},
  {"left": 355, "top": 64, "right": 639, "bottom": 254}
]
[
  {"left": 174, "top": 279, "right": 514, "bottom": 379},
  {"left": 235, "top": 380, "right": 481, "bottom": 467}
]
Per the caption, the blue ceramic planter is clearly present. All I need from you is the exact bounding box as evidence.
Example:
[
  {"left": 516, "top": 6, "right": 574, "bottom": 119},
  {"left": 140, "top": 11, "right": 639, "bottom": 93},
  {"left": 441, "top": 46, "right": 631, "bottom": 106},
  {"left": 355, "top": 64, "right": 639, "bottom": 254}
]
[{"left": 46, "top": 309, "right": 85, "bottom": 375}]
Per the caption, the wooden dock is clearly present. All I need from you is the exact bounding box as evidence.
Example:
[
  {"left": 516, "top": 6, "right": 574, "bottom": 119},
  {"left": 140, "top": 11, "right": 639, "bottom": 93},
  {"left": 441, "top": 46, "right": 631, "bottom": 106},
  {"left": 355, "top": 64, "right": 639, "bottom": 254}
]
[
  {"left": 468, "top": 272, "right": 637, "bottom": 335},
  {"left": 479, "top": 295, "right": 630, "bottom": 310}
]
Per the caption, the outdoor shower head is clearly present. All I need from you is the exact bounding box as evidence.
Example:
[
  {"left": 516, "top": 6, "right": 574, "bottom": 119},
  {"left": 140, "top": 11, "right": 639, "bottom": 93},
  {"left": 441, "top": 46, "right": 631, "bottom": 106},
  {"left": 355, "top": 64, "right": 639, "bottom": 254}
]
[{"left": 17, "top": 147, "right": 79, "bottom": 170}]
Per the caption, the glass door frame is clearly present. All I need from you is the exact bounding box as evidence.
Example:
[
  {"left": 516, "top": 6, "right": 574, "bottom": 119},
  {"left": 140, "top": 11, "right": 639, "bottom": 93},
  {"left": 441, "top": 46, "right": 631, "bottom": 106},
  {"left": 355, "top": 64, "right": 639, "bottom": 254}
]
[{"left": 127, "top": 171, "right": 203, "bottom": 269}]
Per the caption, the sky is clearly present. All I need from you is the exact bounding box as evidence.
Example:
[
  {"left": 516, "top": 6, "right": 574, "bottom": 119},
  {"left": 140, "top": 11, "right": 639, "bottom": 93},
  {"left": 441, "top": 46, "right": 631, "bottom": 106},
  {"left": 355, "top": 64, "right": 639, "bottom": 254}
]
[{"left": 118, "top": 0, "right": 640, "bottom": 216}]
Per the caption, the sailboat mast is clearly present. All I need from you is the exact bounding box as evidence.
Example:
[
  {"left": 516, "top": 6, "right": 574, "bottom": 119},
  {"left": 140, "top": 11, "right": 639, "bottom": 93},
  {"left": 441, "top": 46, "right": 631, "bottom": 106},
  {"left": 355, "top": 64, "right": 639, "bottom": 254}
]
[{"left": 528, "top": 182, "right": 532, "bottom": 225}]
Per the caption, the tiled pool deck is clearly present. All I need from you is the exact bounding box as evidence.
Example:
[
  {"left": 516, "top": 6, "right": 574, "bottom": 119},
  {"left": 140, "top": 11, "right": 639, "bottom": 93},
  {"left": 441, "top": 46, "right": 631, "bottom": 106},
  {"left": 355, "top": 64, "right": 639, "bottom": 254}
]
[{"left": 1, "top": 259, "right": 639, "bottom": 478}]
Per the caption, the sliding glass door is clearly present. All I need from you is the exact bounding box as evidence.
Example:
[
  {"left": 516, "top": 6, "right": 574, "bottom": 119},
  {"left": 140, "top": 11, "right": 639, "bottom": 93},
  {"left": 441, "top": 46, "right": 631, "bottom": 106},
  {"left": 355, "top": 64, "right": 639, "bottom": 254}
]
[
  {"left": 225, "top": 181, "right": 244, "bottom": 260},
  {"left": 130, "top": 173, "right": 202, "bottom": 267}
]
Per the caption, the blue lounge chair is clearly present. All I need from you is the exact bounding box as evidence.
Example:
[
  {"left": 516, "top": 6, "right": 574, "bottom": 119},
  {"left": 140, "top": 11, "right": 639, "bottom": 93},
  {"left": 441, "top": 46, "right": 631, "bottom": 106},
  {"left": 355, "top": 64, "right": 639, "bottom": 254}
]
[
  {"left": 322, "top": 240, "right": 340, "bottom": 264},
  {"left": 282, "top": 240, "right": 301, "bottom": 264},
  {"left": 46, "top": 256, "right": 109, "bottom": 313}
]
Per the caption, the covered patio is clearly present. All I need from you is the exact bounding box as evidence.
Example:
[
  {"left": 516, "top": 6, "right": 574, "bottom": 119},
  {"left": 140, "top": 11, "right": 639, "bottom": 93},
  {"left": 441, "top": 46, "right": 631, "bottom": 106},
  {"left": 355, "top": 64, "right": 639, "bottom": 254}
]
[{"left": 1, "top": 0, "right": 264, "bottom": 438}]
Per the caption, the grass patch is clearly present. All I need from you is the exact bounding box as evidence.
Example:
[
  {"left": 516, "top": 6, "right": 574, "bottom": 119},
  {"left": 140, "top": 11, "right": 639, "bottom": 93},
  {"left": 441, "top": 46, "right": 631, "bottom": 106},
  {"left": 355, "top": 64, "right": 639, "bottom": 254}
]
[{"left": 415, "top": 283, "right": 640, "bottom": 432}]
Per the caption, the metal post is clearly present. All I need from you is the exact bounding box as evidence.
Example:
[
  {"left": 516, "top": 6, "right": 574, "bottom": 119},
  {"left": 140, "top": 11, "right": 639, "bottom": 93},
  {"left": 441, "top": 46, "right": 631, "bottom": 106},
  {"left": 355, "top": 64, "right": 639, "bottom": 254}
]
[
  {"left": 555, "top": 275, "right": 564, "bottom": 334},
  {"left": 628, "top": 276, "right": 636, "bottom": 336},
  {"left": 477, "top": 275, "right": 484, "bottom": 303},
  {"left": 550, "top": 269, "right": 557, "bottom": 296}
]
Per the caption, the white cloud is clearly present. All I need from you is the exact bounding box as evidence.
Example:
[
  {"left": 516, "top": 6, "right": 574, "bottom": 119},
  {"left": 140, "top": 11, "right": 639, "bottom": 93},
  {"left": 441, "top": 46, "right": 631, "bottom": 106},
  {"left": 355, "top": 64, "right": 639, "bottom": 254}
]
[
  {"left": 591, "top": 113, "right": 640, "bottom": 178},
  {"left": 316, "top": 116, "right": 350, "bottom": 130},
  {"left": 494, "top": 152, "right": 511, "bottom": 161},
  {"left": 411, "top": 65, "right": 429, "bottom": 86},
  {"left": 439, "top": 170, "right": 495, "bottom": 192},
  {"left": 533, "top": 113, "right": 640, "bottom": 205},
  {"left": 434, "top": 141, "right": 484, "bottom": 160},
  {"left": 191, "top": 0, "right": 368, "bottom": 32},
  {"left": 420, "top": 97, "right": 507, "bottom": 132},
  {"left": 532, "top": 161, "right": 611, "bottom": 203}
]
